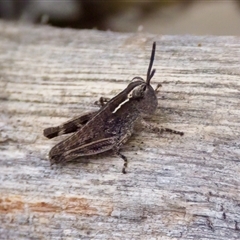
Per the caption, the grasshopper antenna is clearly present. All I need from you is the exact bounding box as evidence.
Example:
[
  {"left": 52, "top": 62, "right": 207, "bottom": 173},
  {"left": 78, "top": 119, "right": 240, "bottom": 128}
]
[{"left": 146, "top": 42, "right": 156, "bottom": 85}]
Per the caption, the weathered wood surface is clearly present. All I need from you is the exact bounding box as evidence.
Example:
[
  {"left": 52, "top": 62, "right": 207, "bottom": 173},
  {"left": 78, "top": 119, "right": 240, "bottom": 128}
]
[{"left": 0, "top": 20, "right": 240, "bottom": 239}]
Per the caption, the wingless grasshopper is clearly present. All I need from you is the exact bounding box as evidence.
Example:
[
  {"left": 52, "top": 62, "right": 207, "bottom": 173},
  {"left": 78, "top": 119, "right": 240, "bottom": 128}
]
[{"left": 43, "top": 42, "right": 183, "bottom": 173}]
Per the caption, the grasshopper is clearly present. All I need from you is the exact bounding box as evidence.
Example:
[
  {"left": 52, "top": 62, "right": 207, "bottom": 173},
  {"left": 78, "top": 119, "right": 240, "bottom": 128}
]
[{"left": 43, "top": 42, "right": 183, "bottom": 173}]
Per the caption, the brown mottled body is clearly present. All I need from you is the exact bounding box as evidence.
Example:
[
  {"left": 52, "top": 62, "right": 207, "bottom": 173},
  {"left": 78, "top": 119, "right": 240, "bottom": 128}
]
[{"left": 43, "top": 42, "right": 183, "bottom": 173}]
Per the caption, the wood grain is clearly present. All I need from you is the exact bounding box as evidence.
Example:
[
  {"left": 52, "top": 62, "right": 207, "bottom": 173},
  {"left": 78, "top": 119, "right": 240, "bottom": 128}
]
[{"left": 0, "top": 20, "right": 240, "bottom": 239}]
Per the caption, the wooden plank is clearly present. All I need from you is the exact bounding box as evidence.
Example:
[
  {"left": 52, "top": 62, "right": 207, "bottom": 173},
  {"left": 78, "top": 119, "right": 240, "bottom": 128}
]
[{"left": 0, "top": 20, "right": 240, "bottom": 239}]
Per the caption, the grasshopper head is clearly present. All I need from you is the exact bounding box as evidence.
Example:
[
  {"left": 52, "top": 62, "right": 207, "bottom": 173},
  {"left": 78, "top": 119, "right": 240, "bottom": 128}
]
[{"left": 128, "top": 42, "right": 158, "bottom": 114}]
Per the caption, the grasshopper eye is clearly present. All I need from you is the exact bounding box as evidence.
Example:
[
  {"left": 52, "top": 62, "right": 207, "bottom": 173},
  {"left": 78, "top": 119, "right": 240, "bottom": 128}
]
[{"left": 128, "top": 84, "right": 147, "bottom": 100}]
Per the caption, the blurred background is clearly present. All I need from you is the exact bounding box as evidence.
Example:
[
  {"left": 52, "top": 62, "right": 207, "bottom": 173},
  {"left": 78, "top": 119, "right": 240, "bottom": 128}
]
[{"left": 0, "top": 0, "right": 240, "bottom": 35}]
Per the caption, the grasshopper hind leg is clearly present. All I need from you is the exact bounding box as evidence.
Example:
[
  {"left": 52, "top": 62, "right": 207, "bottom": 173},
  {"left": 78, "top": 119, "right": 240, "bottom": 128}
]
[
  {"left": 43, "top": 111, "right": 97, "bottom": 139},
  {"left": 51, "top": 137, "right": 117, "bottom": 164},
  {"left": 44, "top": 96, "right": 110, "bottom": 139},
  {"left": 49, "top": 129, "right": 133, "bottom": 174}
]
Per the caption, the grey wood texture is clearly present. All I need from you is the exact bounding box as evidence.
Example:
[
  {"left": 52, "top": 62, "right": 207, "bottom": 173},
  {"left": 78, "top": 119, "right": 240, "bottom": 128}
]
[{"left": 0, "top": 20, "right": 240, "bottom": 239}]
